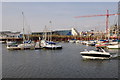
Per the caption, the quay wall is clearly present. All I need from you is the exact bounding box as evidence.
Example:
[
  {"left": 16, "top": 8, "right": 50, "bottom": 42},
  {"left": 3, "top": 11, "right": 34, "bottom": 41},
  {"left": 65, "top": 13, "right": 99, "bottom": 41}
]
[{"left": 0, "top": 34, "right": 119, "bottom": 42}]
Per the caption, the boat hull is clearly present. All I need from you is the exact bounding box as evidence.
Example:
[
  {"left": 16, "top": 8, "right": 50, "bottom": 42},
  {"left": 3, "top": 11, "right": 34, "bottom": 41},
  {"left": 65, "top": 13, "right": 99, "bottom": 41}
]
[
  {"left": 107, "top": 45, "right": 120, "bottom": 49},
  {"left": 18, "top": 43, "right": 35, "bottom": 49},
  {"left": 80, "top": 50, "right": 111, "bottom": 60},
  {"left": 7, "top": 46, "right": 20, "bottom": 50},
  {"left": 81, "top": 56, "right": 110, "bottom": 59},
  {"left": 41, "top": 40, "right": 62, "bottom": 50},
  {"left": 43, "top": 46, "right": 62, "bottom": 49},
  {"left": 81, "top": 53, "right": 111, "bottom": 59}
]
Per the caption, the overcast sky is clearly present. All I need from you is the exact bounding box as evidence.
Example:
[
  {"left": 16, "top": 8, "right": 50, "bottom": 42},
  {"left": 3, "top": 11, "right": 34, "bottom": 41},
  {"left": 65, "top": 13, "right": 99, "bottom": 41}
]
[{"left": 2, "top": 2, "right": 118, "bottom": 32}]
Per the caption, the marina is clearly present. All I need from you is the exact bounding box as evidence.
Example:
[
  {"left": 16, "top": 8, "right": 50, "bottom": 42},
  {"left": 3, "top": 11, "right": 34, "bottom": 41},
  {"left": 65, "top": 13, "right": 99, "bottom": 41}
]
[{"left": 1, "top": 1, "right": 120, "bottom": 79}]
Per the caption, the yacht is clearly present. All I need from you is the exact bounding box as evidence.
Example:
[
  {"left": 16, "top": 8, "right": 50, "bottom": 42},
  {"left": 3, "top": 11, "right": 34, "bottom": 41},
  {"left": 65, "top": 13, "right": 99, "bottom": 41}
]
[
  {"left": 107, "top": 44, "right": 120, "bottom": 49},
  {"left": 7, "top": 40, "right": 35, "bottom": 50},
  {"left": 80, "top": 48, "right": 111, "bottom": 59},
  {"left": 41, "top": 40, "right": 62, "bottom": 49},
  {"left": 35, "top": 40, "right": 41, "bottom": 49},
  {"left": 7, "top": 43, "right": 20, "bottom": 50},
  {"left": 40, "top": 23, "right": 62, "bottom": 49},
  {"left": 109, "top": 40, "right": 119, "bottom": 45},
  {"left": 17, "top": 40, "right": 35, "bottom": 50},
  {"left": 6, "top": 12, "right": 35, "bottom": 50},
  {"left": 6, "top": 41, "right": 16, "bottom": 45}
]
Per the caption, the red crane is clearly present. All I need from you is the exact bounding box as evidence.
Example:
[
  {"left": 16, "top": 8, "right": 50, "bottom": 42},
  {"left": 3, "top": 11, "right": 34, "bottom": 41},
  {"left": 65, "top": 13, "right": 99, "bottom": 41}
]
[{"left": 75, "top": 10, "right": 120, "bottom": 34}]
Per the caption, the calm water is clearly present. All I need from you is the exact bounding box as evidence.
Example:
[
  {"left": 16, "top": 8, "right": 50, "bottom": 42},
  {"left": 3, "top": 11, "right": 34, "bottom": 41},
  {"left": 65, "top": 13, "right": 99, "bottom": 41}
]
[{"left": 2, "top": 43, "right": 119, "bottom": 78}]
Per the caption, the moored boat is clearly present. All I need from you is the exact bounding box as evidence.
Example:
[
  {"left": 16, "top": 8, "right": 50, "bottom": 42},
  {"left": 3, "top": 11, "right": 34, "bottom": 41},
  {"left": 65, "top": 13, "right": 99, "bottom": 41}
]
[
  {"left": 6, "top": 12, "right": 35, "bottom": 50},
  {"left": 41, "top": 40, "right": 62, "bottom": 49},
  {"left": 17, "top": 40, "right": 35, "bottom": 50},
  {"left": 0, "top": 40, "right": 6, "bottom": 44},
  {"left": 68, "top": 39, "right": 76, "bottom": 43},
  {"left": 107, "top": 44, "right": 120, "bottom": 49}
]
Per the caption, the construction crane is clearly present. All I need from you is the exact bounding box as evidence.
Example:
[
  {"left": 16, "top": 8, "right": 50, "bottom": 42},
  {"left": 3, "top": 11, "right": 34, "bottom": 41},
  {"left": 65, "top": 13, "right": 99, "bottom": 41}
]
[{"left": 75, "top": 10, "right": 120, "bottom": 34}]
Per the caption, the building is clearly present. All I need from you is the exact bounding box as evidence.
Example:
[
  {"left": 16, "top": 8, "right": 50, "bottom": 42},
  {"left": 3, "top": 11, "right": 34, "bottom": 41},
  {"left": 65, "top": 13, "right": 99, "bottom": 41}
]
[
  {"left": 32, "top": 30, "right": 71, "bottom": 36},
  {"left": 53, "top": 29, "right": 72, "bottom": 35},
  {"left": 80, "top": 30, "right": 104, "bottom": 37},
  {"left": 32, "top": 28, "right": 79, "bottom": 36},
  {"left": 71, "top": 28, "right": 79, "bottom": 36},
  {"left": 0, "top": 31, "right": 20, "bottom": 39}
]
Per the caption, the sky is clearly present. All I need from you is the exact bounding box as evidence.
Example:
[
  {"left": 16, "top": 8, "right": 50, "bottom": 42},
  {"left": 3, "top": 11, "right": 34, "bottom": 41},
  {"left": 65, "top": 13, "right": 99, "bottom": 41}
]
[
  {"left": 1, "top": 0, "right": 120, "bottom": 2},
  {"left": 2, "top": 2, "right": 119, "bottom": 32}
]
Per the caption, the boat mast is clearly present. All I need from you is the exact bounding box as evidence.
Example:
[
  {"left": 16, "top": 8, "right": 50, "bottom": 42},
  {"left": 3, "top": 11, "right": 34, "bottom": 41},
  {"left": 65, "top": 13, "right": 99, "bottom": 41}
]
[
  {"left": 49, "top": 21, "right": 52, "bottom": 41},
  {"left": 44, "top": 25, "right": 47, "bottom": 40},
  {"left": 22, "top": 12, "right": 25, "bottom": 42}
]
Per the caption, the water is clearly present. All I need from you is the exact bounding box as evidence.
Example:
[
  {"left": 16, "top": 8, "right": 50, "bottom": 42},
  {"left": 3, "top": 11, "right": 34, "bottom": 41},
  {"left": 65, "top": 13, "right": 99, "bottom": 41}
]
[{"left": 2, "top": 43, "right": 119, "bottom": 78}]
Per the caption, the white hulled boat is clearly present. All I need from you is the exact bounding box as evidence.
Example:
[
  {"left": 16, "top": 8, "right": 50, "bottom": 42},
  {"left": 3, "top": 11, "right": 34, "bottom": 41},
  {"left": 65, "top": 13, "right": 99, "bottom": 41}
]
[
  {"left": 40, "top": 23, "right": 62, "bottom": 49},
  {"left": 0, "top": 40, "right": 5, "bottom": 43},
  {"left": 41, "top": 40, "right": 62, "bottom": 49},
  {"left": 107, "top": 44, "right": 120, "bottom": 49},
  {"left": 7, "top": 12, "right": 35, "bottom": 50},
  {"left": 7, "top": 40, "right": 35, "bottom": 50},
  {"left": 80, "top": 48, "right": 111, "bottom": 59},
  {"left": 6, "top": 41, "right": 16, "bottom": 45},
  {"left": 68, "top": 39, "right": 76, "bottom": 43},
  {"left": 6, "top": 42, "right": 20, "bottom": 50},
  {"left": 17, "top": 40, "right": 35, "bottom": 49}
]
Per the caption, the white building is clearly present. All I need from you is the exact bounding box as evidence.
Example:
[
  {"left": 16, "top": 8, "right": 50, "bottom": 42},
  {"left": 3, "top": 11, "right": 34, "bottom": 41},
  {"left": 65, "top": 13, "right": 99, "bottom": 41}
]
[{"left": 71, "top": 28, "right": 79, "bottom": 36}]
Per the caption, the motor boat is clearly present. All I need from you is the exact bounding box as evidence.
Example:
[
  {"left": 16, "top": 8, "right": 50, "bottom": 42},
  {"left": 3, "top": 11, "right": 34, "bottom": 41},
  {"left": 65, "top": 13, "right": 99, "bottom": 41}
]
[
  {"left": 107, "top": 44, "right": 120, "bottom": 49},
  {"left": 80, "top": 48, "right": 111, "bottom": 59}
]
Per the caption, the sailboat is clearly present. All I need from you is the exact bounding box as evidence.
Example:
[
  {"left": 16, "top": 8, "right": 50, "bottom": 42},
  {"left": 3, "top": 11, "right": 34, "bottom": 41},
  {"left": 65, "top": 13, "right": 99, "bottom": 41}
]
[
  {"left": 107, "top": 14, "right": 120, "bottom": 49},
  {"left": 17, "top": 12, "right": 35, "bottom": 50},
  {"left": 7, "top": 12, "right": 35, "bottom": 50},
  {"left": 41, "top": 22, "right": 62, "bottom": 49}
]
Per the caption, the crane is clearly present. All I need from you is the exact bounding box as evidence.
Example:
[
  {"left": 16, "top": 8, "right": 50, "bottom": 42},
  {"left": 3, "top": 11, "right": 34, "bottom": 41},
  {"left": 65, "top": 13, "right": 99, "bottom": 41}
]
[{"left": 75, "top": 10, "right": 120, "bottom": 34}]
